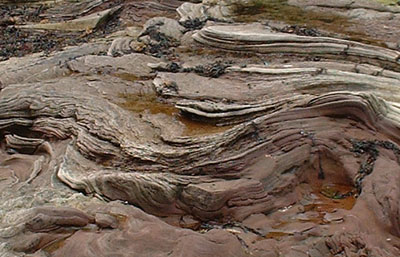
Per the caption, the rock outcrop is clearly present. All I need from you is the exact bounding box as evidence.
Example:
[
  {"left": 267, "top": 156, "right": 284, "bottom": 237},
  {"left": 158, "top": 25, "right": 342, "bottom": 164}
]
[{"left": 1, "top": 0, "right": 400, "bottom": 256}]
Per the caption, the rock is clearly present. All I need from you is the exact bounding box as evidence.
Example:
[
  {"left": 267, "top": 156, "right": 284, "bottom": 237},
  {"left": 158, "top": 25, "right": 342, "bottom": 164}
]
[
  {"left": 139, "top": 17, "right": 186, "bottom": 43},
  {"left": 0, "top": 43, "right": 108, "bottom": 86},
  {"left": 6, "top": 203, "right": 247, "bottom": 257},
  {"left": 360, "top": 155, "right": 400, "bottom": 236},
  {"left": 193, "top": 23, "right": 400, "bottom": 71},
  {"left": 67, "top": 53, "right": 159, "bottom": 78},
  {"left": 106, "top": 27, "right": 143, "bottom": 57},
  {"left": 107, "top": 26, "right": 142, "bottom": 39},
  {"left": 41, "top": 0, "right": 105, "bottom": 21},
  {"left": 94, "top": 213, "right": 118, "bottom": 229},
  {"left": 0, "top": 0, "right": 58, "bottom": 5},
  {"left": 179, "top": 215, "right": 201, "bottom": 230},
  {"left": 0, "top": 16, "right": 15, "bottom": 27},
  {"left": 308, "top": 239, "right": 331, "bottom": 257},
  {"left": 289, "top": 0, "right": 400, "bottom": 13},
  {"left": 178, "top": 0, "right": 400, "bottom": 48},
  {"left": 5, "top": 135, "right": 45, "bottom": 154},
  {"left": 323, "top": 211, "right": 344, "bottom": 223},
  {"left": 16, "top": 7, "right": 120, "bottom": 32},
  {"left": 325, "top": 232, "right": 369, "bottom": 256},
  {"left": 107, "top": 37, "right": 136, "bottom": 57},
  {"left": 177, "top": 2, "right": 230, "bottom": 22},
  {"left": 136, "top": 17, "right": 186, "bottom": 56},
  {"left": 24, "top": 207, "right": 94, "bottom": 232},
  {"left": 2, "top": 1, "right": 400, "bottom": 256},
  {"left": 177, "top": 2, "right": 208, "bottom": 23}
]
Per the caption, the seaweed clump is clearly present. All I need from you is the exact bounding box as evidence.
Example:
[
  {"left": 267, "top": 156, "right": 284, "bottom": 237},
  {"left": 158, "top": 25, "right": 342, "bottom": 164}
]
[
  {"left": 351, "top": 140, "right": 379, "bottom": 194},
  {"left": 350, "top": 139, "right": 400, "bottom": 194},
  {"left": 179, "top": 17, "right": 228, "bottom": 31},
  {"left": 180, "top": 18, "right": 208, "bottom": 31},
  {"left": 139, "top": 21, "right": 179, "bottom": 57},
  {"left": 183, "top": 61, "right": 231, "bottom": 78},
  {"left": 276, "top": 25, "right": 321, "bottom": 37},
  {"left": 152, "top": 61, "right": 231, "bottom": 78}
]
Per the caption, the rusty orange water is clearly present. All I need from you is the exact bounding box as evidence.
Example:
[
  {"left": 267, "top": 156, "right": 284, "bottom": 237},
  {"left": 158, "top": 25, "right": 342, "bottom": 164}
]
[
  {"left": 42, "top": 234, "right": 74, "bottom": 254},
  {"left": 119, "top": 93, "right": 231, "bottom": 136},
  {"left": 264, "top": 231, "right": 291, "bottom": 240},
  {"left": 311, "top": 183, "right": 356, "bottom": 211},
  {"left": 113, "top": 72, "right": 156, "bottom": 82}
]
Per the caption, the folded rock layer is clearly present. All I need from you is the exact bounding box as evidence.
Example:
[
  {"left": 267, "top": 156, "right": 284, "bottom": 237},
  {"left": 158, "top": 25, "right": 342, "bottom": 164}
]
[{"left": 1, "top": 0, "right": 400, "bottom": 256}]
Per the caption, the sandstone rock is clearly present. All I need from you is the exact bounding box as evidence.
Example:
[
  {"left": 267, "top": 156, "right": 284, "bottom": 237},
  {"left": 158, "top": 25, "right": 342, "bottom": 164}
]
[
  {"left": 2, "top": 203, "right": 247, "bottom": 257},
  {"left": 193, "top": 23, "right": 400, "bottom": 71},
  {"left": 2, "top": 1, "right": 400, "bottom": 256},
  {"left": 107, "top": 37, "right": 136, "bottom": 57},
  {"left": 177, "top": 2, "right": 229, "bottom": 22},
  {"left": 16, "top": 7, "right": 120, "bottom": 32},
  {"left": 66, "top": 53, "right": 159, "bottom": 78},
  {"left": 139, "top": 17, "right": 186, "bottom": 43},
  {"left": 94, "top": 212, "right": 118, "bottom": 229},
  {"left": 0, "top": 43, "right": 108, "bottom": 86}
]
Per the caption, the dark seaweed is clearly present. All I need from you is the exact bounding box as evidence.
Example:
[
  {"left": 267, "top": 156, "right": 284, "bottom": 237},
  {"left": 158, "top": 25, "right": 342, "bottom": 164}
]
[
  {"left": 139, "top": 21, "right": 179, "bottom": 57},
  {"left": 275, "top": 25, "right": 321, "bottom": 37},
  {"left": 350, "top": 139, "right": 400, "bottom": 195},
  {"left": 0, "top": 3, "right": 121, "bottom": 61},
  {"left": 151, "top": 61, "right": 231, "bottom": 78},
  {"left": 183, "top": 61, "right": 231, "bottom": 78},
  {"left": 180, "top": 17, "right": 229, "bottom": 31}
]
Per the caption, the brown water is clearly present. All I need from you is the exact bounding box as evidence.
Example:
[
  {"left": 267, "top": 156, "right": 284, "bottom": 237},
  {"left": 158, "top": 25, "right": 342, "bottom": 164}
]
[
  {"left": 42, "top": 233, "right": 74, "bottom": 254},
  {"left": 258, "top": 181, "right": 356, "bottom": 241},
  {"left": 264, "top": 231, "right": 291, "bottom": 239},
  {"left": 299, "top": 159, "right": 357, "bottom": 224},
  {"left": 119, "top": 93, "right": 231, "bottom": 136},
  {"left": 308, "top": 183, "right": 356, "bottom": 211},
  {"left": 113, "top": 73, "right": 155, "bottom": 82}
]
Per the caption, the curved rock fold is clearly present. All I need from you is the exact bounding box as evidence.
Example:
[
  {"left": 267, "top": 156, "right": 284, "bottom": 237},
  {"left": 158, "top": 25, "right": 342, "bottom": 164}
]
[{"left": 2, "top": 0, "right": 400, "bottom": 256}]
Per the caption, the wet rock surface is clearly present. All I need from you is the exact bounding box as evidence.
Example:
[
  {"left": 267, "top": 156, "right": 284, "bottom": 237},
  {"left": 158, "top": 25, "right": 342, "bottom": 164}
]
[{"left": 1, "top": 0, "right": 400, "bottom": 256}]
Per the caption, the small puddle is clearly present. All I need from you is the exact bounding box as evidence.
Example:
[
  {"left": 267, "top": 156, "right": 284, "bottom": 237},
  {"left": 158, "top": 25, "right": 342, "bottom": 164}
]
[
  {"left": 113, "top": 73, "right": 155, "bottom": 82},
  {"left": 111, "top": 213, "right": 128, "bottom": 224},
  {"left": 179, "top": 115, "right": 233, "bottom": 136},
  {"left": 41, "top": 233, "right": 74, "bottom": 254},
  {"left": 257, "top": 179, "right": 357, "bottom": 241},
  {"left": 264, "top": 231, "right": 291, "bottom": 240},
  {"left": 233, "top": 0, "right": 387, "bottom": 47},
  {"left": 308, "top": 181, "right": 357, "bottom": 211},
  {"left": 161, "top": 215, "right": 202, "bottom": 231},
  {"left": 43, "top": 239, "right": 67, "bottom": 254},
  {"left": 118, "top": 93, "right": 231, "bottom": 136},
  {"left": 118, "top": 93, "right": 177, "bottom": 115}
]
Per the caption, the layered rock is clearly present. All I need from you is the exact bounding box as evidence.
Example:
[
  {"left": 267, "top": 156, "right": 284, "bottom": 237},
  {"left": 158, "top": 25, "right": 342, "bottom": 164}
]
[
  {"left": 193, "top": 23, "right": 400, "bottom": 70},
  {"left": 2, "top": 0, "right": 400, "bottom": 256},
  {"left": 16, "top": 7, "right": 120, "bottom": 32},
  {"left": 1, "top": 203, "right": 246, "bottom": 257}
]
